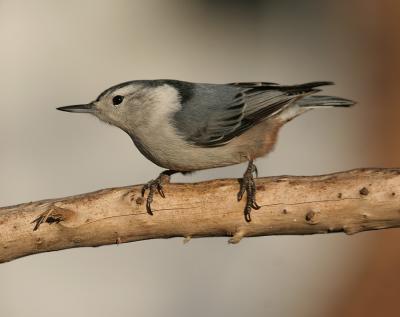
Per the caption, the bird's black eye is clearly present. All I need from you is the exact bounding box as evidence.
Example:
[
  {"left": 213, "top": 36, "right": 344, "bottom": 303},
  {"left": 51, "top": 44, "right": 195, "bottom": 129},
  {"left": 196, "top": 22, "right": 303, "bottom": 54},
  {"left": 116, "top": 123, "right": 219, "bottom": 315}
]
[{"left": 112, "top": 95, "right": 124, "bottom": 106}]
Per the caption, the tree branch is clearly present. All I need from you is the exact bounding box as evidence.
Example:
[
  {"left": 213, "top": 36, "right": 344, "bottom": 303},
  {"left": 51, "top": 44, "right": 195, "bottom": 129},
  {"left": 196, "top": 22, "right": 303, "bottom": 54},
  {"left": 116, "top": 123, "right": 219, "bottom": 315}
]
[{"left": 1, "top": 168, "right": 400, "bottom": 263}]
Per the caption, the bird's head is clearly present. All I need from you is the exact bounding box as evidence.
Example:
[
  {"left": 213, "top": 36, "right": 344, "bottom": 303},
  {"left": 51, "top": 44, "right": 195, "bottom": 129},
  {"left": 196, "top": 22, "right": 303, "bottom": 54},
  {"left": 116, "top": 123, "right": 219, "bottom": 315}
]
[{"left": 57, "top": 81, "right": 147, "bottom": 130}]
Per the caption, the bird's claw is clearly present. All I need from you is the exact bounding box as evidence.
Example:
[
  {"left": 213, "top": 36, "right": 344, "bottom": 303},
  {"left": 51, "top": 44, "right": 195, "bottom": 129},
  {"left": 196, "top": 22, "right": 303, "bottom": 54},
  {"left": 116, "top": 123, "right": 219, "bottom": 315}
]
[
  {"left": 157, "top": 183, "right": 165, "bottom": 198},
  {"left": 238, "top": 161, "right": 260, "bottom": 222},
  {"left": 141, "top": 173, "right": 170, "bottom": 215}
]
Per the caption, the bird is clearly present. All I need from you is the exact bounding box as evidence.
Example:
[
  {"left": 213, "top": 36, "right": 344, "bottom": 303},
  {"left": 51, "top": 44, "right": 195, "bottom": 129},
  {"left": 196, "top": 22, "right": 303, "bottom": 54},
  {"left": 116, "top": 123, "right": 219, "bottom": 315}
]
[{"left": 57, "top": 79, "right": 354, "bottom": 222}]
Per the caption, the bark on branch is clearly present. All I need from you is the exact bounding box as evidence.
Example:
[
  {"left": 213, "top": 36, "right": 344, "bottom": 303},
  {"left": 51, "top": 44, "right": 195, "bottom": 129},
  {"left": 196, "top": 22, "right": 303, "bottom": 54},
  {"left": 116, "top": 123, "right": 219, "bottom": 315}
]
[{"left": 1, "top": 168, "right": 400, "bottom": 263}]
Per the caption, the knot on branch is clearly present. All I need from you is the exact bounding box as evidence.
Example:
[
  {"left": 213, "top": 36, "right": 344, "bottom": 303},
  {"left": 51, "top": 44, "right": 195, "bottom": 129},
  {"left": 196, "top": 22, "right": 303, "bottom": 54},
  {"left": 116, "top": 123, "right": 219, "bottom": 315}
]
[{"left": 32, "top": 205, "right": 75, "bottom": 231}]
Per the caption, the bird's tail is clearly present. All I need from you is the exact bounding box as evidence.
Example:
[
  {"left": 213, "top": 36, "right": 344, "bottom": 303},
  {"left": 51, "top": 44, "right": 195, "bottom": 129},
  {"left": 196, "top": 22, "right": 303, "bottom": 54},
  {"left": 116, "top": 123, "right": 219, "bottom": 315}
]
[{"left": 298, "top": 95, "right": 355, "bottom": 108}]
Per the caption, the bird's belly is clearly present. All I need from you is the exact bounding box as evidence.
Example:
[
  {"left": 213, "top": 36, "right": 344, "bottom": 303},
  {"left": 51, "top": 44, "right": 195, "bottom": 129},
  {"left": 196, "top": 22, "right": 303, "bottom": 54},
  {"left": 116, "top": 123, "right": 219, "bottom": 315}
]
[
  {"left": 129, "top": 123, "right": 243, "bottom": 171},
  {"left": 135, "top": 139, "right": 247, "bottom": 171},
  {"left": 130, "top": 120, "right": 281, "bottom": 172}
]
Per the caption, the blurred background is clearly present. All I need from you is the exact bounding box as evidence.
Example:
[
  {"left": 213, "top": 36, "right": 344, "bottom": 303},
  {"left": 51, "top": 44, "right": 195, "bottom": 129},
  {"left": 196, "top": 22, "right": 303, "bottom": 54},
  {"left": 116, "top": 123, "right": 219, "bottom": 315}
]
[{"left": 0, "top": 0, "right": 399, "bottom": 316}]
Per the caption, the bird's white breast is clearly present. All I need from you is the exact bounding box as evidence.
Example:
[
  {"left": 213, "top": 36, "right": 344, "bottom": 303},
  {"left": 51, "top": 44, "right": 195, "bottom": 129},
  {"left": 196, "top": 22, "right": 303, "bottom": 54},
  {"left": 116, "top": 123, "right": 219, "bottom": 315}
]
[{"left": 130, "top": 84, "right": 193, "bottom": 169}]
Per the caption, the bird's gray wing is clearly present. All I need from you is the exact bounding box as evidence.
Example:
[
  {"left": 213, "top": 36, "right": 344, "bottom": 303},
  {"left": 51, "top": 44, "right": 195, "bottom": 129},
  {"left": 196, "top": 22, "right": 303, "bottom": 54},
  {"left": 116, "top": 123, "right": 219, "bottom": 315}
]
[{"left": 173, "top": 81, "right": 332, "bottom": 147}]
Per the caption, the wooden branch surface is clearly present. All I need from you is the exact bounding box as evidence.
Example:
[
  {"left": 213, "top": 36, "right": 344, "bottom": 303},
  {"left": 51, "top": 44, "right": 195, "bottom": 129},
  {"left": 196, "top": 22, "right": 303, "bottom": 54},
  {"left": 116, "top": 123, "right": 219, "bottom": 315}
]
[{"left": 1, "top": 168, "right": 400, "bottom": 263}]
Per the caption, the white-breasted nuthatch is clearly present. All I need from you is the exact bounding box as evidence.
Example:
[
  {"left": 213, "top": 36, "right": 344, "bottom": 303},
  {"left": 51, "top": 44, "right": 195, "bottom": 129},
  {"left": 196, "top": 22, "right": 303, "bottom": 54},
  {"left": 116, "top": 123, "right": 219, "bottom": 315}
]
[{"left": 58, "top": 80, "right": 354, "bottom": 221}]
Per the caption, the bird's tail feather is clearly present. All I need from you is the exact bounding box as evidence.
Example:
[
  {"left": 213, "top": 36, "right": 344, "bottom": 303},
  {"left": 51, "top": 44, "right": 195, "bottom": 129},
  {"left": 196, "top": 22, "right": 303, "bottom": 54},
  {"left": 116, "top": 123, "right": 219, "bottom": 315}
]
[{"left": 298, "top": 95, "right": 355, "bottom": 108}]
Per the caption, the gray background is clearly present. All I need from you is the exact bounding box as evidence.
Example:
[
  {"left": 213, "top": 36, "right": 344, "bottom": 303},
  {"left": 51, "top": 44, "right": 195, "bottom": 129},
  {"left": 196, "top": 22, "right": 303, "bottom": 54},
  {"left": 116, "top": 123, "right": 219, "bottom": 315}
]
[{"left": 0, "top": 1, "right": 381, "bottom": 316}]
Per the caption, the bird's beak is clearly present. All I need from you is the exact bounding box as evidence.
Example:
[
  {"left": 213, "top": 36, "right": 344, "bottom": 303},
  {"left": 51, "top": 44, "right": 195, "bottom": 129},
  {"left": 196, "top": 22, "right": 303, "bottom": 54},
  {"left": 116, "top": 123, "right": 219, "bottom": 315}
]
[{"left": 57, "top": 103, "right": 95, "bottom": 113}]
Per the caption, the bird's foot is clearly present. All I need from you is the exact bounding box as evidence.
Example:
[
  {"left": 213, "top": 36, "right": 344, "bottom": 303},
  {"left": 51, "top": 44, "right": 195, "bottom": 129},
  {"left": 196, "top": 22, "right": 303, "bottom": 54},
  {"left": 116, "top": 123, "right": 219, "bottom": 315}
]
[
  {"left": 237, "top": 160, "right": 260, "bottom": 222},
  {"left": 141, "top": 171, "right": 174, "bottom": 215}
]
